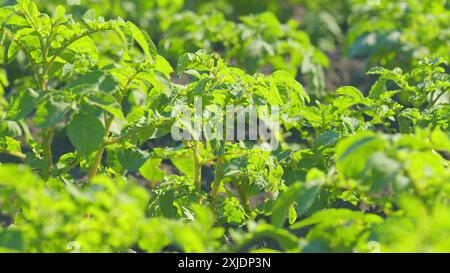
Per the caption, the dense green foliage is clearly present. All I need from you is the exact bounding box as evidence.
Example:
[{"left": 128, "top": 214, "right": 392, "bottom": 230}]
[{"left": 0, "top": 0, "right": 449, "bottom": 253}]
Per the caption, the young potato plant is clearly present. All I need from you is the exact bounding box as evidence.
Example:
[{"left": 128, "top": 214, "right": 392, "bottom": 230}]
[
  {"left": 266, "top": 57, "right": 449, "bottom": 247},
  {"left": 160, "top": 11, "right": 329, "bottom": 95},
  {"left": 0, "top": 0, "right": 449, "bottom": 253},
  {"left": 139, "top": 50, "right": 310, "bottom": 223},
  {"left": 26, "top": 1, "right": 329, "bottom": 95},
  {"left": 346, "top": 0, "right": 450, "bottom": 68},
  {"left": 288, "top": 128, "right": 450, "bottom": 252},
  {"left": 0, "top": 0, "right": 171, "bottom": 179},
  {"left": 0, "top": 164, "right": 226, "bottom": 252}
]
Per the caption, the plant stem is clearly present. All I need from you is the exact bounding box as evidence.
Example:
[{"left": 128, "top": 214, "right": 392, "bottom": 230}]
[
  {"left": 5, "top": 23, "right": 55, "bottom": 170},
  {"left": 88, "top": 142, "right": 107, "bottom": 180},
  {"left": 210, "top": 154, "right": 224, "bottom": 209},
  {"left": 88, "top": 116, "right": 114, "bottom": 180},
  {"left": 86, "top": 71, "right": 139, "bottom": 180},
  {"left": 193, "top": 141, "right": 202, "bottom": 193},
  {"left": 4, "top": 151, "right": 27, "bottom": 161},
  {"left": 236, "top": 182, "right": 252, "bottom": 216},
  {"left": 431, "top": 91, "right": 446, "bottom": 106},
  {"left": 39, "top": 66, "right": 55, "bottom": 169},
  {"left": 104, "top": 132, "right": 130, "bottom": 146},
  {"left": 42, "top": 127, "right": 53, "bottom": 169},
  {"left": 19, "top": 120, "right": 34, "bottom": 142}
]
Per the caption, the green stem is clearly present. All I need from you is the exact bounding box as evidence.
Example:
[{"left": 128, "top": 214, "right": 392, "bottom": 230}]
[
  {"left": 89, "top": 114, "right": 156, "bottom": 179},
  {"left": 42, "top": 127, "right": 53, "bottom": 169},
  {"left": 87, "top": 72, "right": 139, "bottom": 180},
  {"left": 236, "top": 182, "right": 252, "bottom": 216},
  {"left": 39, "top": 68, "right": 54, "bottom": 170},
  {"left": 88, "top": 142, "right": 106, "bottom": 180},
  {"left": 104, "top": 133, "right": 129, "bottom": 146},
  {"left": 88, "top": 116, "right": 114, "bottom": 180},
  {"left": 210, "top": 154, "right": 224, "bottom": 209},
  {"left": 431, "top": 91, "right": 446, "bottom": 106},
  {"left": 19, "top": 120, "right": 34, "bottom": 142},
  {"left": 3, "top": 151, "right": 26, "bottom": 161},
  {"left": 192, "top": 141, "right": 202, "bottom": 194}
]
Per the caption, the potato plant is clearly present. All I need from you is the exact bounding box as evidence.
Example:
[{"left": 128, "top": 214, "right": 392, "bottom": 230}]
[
  {"left": 0, "top": 0, "right": 449, "bottom": 253},
  {"left": 346, "top": 0, "right": 450, "bottom": 68}
]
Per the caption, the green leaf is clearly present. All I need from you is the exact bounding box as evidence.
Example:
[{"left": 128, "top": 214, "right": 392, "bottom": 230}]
[
  {"left": 368, "top": 78, "right": 387, "bottom": 99},
  {"left": 176, "top": 51, "right": 213, "bottom": 76},
  {"left": 0, "top": 8, "right": 28, "bottom": 26},
  {"left": 271, "top": 182, "right": 302, "bottom": 228},
  {"left": 55, "top": 5, "right": 65, "bottom": 19},
  {"left": 67, "top": 112, "right": 104, "bottom": 156},
  {"left": 334, "top": 86, "right": 371, "bottom": 110},
  {"left": 297, "top": 168, "right": 326, "bottom": 215},
  {"left": 313, "top": 130, "right": 340, "bottom": 150},
  {"left": 85, "top": 92, "right": 124, "bottom": 120},
  {"left": 290, "top": 209, "right": 382, "bottom": 230},
  {"left": 430, "top": 129, "right": 450, "bottom": 152},
  {"left": 7, "top": 41, "right": 20, "bottom": 63},
  {"left": 0, "top": 229, "right": 23, "bottom": 251},
  {"left": 336, "top": 132, "right": 385, "bottom": 180},
  {"left": 34, "top": 94, "right": 71, "bottom": 128},
  {"left": 118, "top": 146, "right": 149, "bottom": 172},
  {"left": 67, "top": 70, "right": 119, "bottom": 94},
  {"left": 271, "top": 168, "right": 325, "bottom": 227},
  {"left": 176, "top": 53, "right": 196, "bottom": 75},
  {"left": 364, "top": 152, "right": 401, "bottom": 193},
  {"left": 288, "top": 205, "right": 297, "bottom": 225},
  {"left": 271, "top": 70, "right": 309, "bottom": 104},
  {"left": 56, "top": 152, "right": 79, "bottom": 171},
  {"left": 0, "top": 136, "right": 22, "bottom": 154},
  {"left": 24, "top": 152, "right": 47, "bottom": 170},
  {"left": 139, "top": 157, "right": 165, "bottom": 181},
  {"left": 104, "top": 143, "right": 125, "bottom": 175},
  {"left": 171, "top": 155, "right": 195, "bottom": 178},
  {"left": 220, "top": 197, "right": 246, "bottom": 224},
  {"left": 66, "top": 36, "right": 99, "bottom": 62},
  {"left": 0, "top": 69, "right": 8, "bottom": 90},
  {"left": 127, "top": 21, "right": 157, "bottom": 61},
  {"left": 16, "top": 0, "right": 40, "bottom": 18},
  {"left": 154, "top": 55, "right": 174, "bottom": 76},
  {"left": 6, "top": 88, "right": 38, "bottom": 120},
  {"left": 159, "top": 189, "right": 178, "bottom": 219}
]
